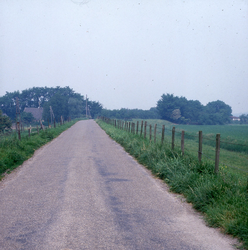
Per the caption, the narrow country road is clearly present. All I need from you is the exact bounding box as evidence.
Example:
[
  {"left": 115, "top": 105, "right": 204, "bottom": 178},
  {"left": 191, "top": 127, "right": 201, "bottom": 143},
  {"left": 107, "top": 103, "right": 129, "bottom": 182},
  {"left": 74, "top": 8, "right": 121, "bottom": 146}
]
[{"left": 0, "top": 120, "right": 237, "bottom": 250}]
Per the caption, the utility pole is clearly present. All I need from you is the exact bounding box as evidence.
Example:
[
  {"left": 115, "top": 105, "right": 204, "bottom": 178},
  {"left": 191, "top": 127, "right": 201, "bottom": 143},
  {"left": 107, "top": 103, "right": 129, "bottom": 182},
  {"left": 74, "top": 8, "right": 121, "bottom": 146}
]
[
  {"left": 50, "top": 106, "right": 53, "bottom": 125},
  {"left": 50, "top": 106, "right": 55, "bottom": 127},
  {"left": 86, "top": 95, "right": 88, "bottom": 118},
  {"left": 16, "top": 97, "right": 21, "bottom": 140}
]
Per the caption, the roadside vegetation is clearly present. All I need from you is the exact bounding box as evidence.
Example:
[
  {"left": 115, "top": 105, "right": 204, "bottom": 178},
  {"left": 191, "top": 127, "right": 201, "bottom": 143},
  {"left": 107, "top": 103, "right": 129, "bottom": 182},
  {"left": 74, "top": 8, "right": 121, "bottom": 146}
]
[
  {"left": 0, "top": 119, "right": 81, "bottom": 180},
  {"left": 97, "top": 119, "right": 248, "bottom": 249},
  {"left": 132, "top": 119, "right": 248, "bottom": 174}
]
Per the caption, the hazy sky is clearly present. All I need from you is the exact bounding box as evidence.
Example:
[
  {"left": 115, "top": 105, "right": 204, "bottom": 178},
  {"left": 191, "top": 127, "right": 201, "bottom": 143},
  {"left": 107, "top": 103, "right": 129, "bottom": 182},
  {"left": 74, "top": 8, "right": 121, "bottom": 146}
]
[{"left": 0, "top": 0, "right": 247, "bottom": 114}]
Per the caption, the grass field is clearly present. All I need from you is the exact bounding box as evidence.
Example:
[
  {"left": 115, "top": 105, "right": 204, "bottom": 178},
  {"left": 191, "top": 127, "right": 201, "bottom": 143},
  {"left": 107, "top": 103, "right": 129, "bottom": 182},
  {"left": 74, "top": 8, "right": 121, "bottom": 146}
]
[
  {"left": 131, "top": 119, "right": 248, "bottom": 176},
  {"left": 97, "top": 118, "right": 248, "bottom": 249}
]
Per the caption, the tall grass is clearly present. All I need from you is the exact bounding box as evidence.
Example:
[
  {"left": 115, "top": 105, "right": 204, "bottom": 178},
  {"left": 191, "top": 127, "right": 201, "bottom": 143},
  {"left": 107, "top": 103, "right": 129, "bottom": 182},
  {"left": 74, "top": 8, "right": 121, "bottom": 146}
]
[
  {"left": 133, "top": 119, "right": 248, "bottom": 154},
  {"left": 129, "top": 119, "right": 248, "bottom": 175},
  {"left": 97, "top": 119, "right": 248, "bottom": 249},
  {"left": 0, "top": 119, "right": 81, "bottom": 179}
]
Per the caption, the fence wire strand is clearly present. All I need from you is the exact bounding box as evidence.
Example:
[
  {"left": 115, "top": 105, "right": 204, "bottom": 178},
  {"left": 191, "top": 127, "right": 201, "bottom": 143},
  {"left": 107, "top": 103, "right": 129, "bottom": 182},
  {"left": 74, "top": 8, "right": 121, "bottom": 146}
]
[{"left": 101, "top": 118, "right": 248, "bottom": 175}]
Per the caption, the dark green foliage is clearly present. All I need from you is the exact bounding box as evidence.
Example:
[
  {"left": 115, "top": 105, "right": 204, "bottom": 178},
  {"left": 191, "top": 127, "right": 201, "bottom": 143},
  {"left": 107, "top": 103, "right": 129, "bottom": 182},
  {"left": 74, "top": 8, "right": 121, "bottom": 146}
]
[
  {"left": 21, "top": 112, "right": 35, "bottom": 125},
  {"left": 0, "top": 86, "right": 103, "bottom": 121},
  {"left": 98, "top": 120, "right": 248, "bottom": 248},
  {"left": 156, "top": 93, "right": 232, "bottom": 125},
  {"left": 240, "top": 114, "right": 248, "bottom": 124},
  {"left": 101, "top": 107, "right": 161, "bottom": 120},
  {"left": 0, "top": 110, "right": 12, "bottom": 132}
]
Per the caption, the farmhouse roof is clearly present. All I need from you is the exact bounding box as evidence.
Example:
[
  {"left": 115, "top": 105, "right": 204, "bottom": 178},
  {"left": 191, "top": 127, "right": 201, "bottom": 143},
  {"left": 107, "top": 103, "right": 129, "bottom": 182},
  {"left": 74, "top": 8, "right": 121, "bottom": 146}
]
[
  {"left": 24, "top": 107, "right": 43, "bottom": 120},
  {"left": 230, "top": 116, "right": 240, "bottom": 121}
]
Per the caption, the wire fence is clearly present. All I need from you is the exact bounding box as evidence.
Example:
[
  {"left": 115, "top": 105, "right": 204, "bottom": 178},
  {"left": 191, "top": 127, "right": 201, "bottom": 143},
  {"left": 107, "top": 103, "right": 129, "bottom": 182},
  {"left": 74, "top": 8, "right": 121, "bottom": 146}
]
[
  {"left": 0, "top": 116, "right": 69, "bottom": 142},
  {"left": 100, "top": 117, "right": 248, "bottom": 175}
]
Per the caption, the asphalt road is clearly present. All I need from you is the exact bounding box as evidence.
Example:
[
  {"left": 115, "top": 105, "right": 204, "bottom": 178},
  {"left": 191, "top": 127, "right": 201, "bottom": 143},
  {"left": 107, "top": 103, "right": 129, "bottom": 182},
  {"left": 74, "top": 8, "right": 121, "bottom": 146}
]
[{"left": 0, "top": 120, "right": 237, "bottom": 250}]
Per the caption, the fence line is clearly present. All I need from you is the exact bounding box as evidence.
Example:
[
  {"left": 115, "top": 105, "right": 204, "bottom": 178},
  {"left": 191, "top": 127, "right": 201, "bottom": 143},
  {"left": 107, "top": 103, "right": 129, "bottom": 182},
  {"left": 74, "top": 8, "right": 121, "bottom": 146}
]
[
  {"left": 0, "top": 116, "right": 70, "bottom": 142},
  {"left": 99, "top": 117, "right": 248, "bottom": 175}
]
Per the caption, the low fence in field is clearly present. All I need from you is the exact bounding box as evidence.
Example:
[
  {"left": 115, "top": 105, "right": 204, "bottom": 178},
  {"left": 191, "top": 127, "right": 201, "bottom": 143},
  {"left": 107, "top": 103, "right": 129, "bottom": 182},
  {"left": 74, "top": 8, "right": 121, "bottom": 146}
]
[
  {"left": 0, "top": 116, "right": 69, "bottom": 141},
  {"left": 99, "top": 117, "right": 248, "bottom": 175}
]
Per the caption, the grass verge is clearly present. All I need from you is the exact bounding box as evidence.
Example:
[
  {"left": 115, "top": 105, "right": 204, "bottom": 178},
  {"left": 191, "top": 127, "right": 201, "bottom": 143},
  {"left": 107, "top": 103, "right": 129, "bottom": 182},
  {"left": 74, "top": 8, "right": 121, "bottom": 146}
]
[
  {"left": 97, "top": 119, "right": 248, "bottom": 249},
  {"left": 0, "top": 119, "right": 82, "bottom": 180}
]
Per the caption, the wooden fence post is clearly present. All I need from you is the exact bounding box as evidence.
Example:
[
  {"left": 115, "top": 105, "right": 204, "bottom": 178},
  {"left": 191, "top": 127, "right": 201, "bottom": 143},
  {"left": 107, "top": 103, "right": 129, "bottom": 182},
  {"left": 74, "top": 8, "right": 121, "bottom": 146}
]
[
  {"left": 136, "top": 121, "right": 139, "bottom": 135},
  {"left": 181, "top": 130, "right": 184, "bottom": 156},
  {"left": 161, "top": 125, "right": 165, "bottom": 144},
  {"left": 149, "top": 124, "right": 152, "bottom": 142},
  {"left": 133, "top": 123, "right": 135, "bottom": 134},
  {"left": 40, "top": 120, "right": 44, "bottom": 130},
  {"left": 140, "top": 121, "right": 143, "bottom": 136},
  {"left": 144, "top": 121, "right": 147, "bottom": 139},
  {"left": 172, "top": 127, "right": 175, "bottom": 150},
  {"left": 154, "top": 124, "right": 157, "bottom": 143},
  {"left": 198, "top": 131, "right": 203, "bottom": 163},
  {"left": 215, "top": 134, "right": 220, "bottom": 174},
  {"left": 17, "top": 121, "right": 21, "bottom": 140}
]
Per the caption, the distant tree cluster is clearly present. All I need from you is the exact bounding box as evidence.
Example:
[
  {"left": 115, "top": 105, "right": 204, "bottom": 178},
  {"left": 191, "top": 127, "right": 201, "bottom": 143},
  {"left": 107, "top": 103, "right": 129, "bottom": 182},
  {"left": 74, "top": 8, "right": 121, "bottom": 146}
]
[
  {"left": 240, "top": 114, "right": 248, "bottom": 124},
  {"left": 0, "top": 86, "right": 103, "bottom": 121},
  {"left": 156, "top": 94, "right": 232, "bottom": 125},
  {"left": 101, "top": 108, "right": 161, "bottom": 120}
]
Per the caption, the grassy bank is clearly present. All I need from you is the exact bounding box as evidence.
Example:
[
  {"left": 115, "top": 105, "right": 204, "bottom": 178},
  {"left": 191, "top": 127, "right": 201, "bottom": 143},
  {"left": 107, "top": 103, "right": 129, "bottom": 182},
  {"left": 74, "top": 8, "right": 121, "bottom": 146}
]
[
  {"left": 131, "top": 119, "right": 248, "bottom": 175},
  {"left": 97, "top": 119, "right": 248, "bottom": 249},
  {"left": 0, "top": 119, "right": 82, "bottom": 180}
]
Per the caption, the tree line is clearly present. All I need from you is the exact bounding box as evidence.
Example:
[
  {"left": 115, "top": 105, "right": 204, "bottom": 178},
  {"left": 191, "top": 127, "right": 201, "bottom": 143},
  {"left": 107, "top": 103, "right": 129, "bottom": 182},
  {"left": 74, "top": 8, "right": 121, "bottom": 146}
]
[
  {"left": 1, "top": 88, "right": 247, "bottom": 128},
  {"left": 101, "top": 107, "right": 161, "bottom": 120},
  {"left": 156, "top": 93, "right": 232, "bottom": 125},
  {"left": 101, "top": 94, "right": 235, "bottom": 125},
  {"left": 0, "top": 86, "right": 103, "bottom": 123}
]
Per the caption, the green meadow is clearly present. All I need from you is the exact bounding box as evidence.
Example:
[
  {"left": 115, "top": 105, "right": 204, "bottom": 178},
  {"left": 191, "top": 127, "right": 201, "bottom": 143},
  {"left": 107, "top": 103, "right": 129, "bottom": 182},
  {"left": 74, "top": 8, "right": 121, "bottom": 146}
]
[{"left": 132, "top": 119, "right": 248, "bottom": 176}]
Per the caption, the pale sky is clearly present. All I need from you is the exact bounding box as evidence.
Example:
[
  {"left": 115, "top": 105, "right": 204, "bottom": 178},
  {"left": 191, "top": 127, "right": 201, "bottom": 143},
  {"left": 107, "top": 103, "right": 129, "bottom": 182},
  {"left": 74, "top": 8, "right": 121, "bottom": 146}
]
[{"left": 0, "top": 0, "right": 248, "bottom": 115}]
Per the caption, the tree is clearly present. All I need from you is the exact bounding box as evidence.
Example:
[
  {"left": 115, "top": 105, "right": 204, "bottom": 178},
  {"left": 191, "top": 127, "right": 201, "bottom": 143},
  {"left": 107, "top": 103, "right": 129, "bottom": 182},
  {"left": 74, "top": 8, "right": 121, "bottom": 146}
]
[
  {"left": 88, "top": 101, "right": 103, "bottom": 118},
  {"left": 240, "top": 114, "right": 248, "bottom": 124},
  {"left": 21, "top": 112, "right": 35, "bottom": 125},
  {"left": 156, "top": 94, "right": 180, "bottom": 121},
  {"left": 68, "top": 97, "right": 84, "bottom": 119},
  {"left": 43, "top": 93, "right": 69, "bottom": 122},
  {"left": 171, "top": 109, "right": 181, "bottom": 120},
  {"left": 205, "top": 100, "right": 232, "bottom": 124},
  {"left": 0, "top": 110, "right": 12, "bottom": 132}
]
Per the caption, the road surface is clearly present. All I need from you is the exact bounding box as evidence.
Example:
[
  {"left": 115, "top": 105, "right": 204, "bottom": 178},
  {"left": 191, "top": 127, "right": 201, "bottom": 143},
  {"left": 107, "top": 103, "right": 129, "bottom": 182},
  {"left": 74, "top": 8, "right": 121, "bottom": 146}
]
[{"left": 0, "top": 120, "right": 237, "bottom": 249}]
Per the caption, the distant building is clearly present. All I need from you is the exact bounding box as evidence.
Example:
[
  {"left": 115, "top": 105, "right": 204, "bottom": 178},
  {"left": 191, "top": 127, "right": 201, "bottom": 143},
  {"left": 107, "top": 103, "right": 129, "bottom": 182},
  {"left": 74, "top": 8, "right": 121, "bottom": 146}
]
[
  {"left": 24, "top": 107, "right": 43, "bottom": 121},
  {"left": 230, "top": 116, "right": 240, "bottom": 121}
]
